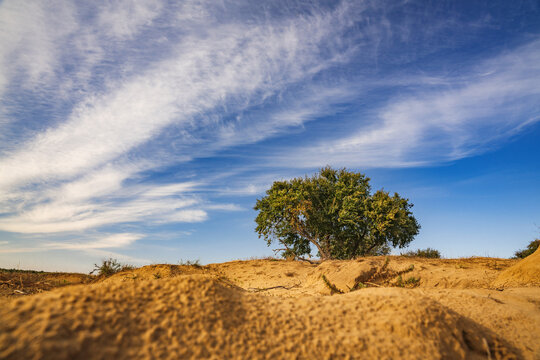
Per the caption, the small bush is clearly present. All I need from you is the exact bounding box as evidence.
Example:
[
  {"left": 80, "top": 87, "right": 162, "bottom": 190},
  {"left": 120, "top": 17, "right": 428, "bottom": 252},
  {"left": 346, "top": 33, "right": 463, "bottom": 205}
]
[
  {"left": 401, "top": 248, "right": 441, "bottom": 258},
  {"left": 90, "top": 258, "right": 134, "bottom": 277},
  {"left": 395, "top": 275, "right": 421, "bottom": 288},
  {"left": 513, "top": 239, "right": 540, "bottom": 259},
  {"left": 178, "top": 259, "right": 202, "bottom": 268}
]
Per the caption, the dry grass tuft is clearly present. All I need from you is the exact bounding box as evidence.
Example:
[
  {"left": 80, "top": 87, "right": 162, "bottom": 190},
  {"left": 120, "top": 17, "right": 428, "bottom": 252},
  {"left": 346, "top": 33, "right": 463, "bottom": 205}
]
[{"left": 90, "top": 258, "right": 134, "bottom": 277}]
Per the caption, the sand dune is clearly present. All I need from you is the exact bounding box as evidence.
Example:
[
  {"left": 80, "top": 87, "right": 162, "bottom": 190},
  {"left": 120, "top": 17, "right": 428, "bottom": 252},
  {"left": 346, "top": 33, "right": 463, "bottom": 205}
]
[
  {"left": 1, "top": 256, "right": 538, "bottom": 359},
  {"left": 493, "top": 247, "right": 540, "bottom": 288}
]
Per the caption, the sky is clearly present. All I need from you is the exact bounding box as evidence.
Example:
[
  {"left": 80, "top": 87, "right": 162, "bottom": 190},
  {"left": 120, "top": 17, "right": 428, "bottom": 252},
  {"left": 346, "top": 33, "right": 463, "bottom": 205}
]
[{"left": 0, "top": 0, "right": 539, "bottom": 272}]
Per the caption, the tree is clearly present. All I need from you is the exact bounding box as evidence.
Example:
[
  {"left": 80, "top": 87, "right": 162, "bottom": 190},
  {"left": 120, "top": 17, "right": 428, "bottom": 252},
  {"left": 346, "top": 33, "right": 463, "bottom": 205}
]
[
  {"left": 513, "top": 239, "right": 539, "bottom": 259},
  {"left": 254, "top": 167, "right": 420, "bottom": 260}
]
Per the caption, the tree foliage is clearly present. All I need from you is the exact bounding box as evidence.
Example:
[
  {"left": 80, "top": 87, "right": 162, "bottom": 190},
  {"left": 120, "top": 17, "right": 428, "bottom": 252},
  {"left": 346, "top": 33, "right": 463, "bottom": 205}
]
[
  {"left": 254, "top": 167, "right": 420, "bottom": 260},
  {"left": 513, "top": 239, "right": 539, "bottom": 259},
  {"left": 401, "top": 248, "right": 441, "bottom": 258}
]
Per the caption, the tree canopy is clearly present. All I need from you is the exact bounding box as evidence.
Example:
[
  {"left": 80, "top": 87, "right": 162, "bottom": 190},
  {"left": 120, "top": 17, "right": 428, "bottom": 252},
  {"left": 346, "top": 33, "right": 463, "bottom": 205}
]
[
  {"left": 513, "top": 239, "right": 539, "bottom": 259},
  {"left": 254, "top": 167, "right": 420, "bottom": 260}
]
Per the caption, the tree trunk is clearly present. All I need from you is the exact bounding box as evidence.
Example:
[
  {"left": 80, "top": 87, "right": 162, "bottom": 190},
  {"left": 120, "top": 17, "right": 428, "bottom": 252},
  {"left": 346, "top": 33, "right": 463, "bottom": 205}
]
[
  {"left": 310, "top": 238, "right": 330, "bottom": 260},
  {"left": 362, "top": 242, "right": 379, "bottom": 256},
  {"left": 290, "top": 218, "right": 331, "bottom": 260}
]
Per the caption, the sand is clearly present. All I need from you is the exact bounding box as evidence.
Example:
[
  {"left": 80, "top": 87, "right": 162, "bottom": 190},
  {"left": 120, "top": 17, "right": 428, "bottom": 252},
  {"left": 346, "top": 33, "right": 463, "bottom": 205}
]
[
  {"left": 0, "top": 269, "right": 91, "bottom": 300},
  {"left": 492, "top": 247, "right": 540, "bottom": 288},
  {"left": 0, "top": 255, "right": 538, "bottom": 359}
]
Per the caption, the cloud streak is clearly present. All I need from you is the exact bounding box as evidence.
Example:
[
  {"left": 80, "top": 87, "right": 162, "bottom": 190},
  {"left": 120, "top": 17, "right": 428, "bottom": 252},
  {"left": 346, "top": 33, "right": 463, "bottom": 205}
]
[
  {"left": 46, "top": 233, "right": 143, "bottom": 250},
  {"left": 0, "top": 1, "right": 356, "bottom": 189},
  {"left": 0, "top": 0, "right": 362, "bottom": 237},
  {"left": 0, "top": 233, "right": 150, "bottom": 264},
  {"left": 279, "top": 39, "right": 540, "bottom": 168},
  {"left": 0, "top": 175, "right": 207, "bottom": 233}
]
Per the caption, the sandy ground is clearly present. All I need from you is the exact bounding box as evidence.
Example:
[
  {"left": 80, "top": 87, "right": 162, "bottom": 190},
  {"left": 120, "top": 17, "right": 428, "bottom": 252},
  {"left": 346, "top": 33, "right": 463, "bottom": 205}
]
[
  {"left": 0, "top": 269, "right": 92, "bottom": 300},
  {"left": 1, "top": 251, "right": 538, "bottom": 359}
]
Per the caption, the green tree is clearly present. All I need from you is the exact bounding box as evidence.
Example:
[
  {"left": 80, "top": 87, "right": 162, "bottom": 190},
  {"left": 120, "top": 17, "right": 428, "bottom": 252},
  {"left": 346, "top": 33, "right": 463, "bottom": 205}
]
[
  {"left": 254, "top": 167, "right": 420, "bottom": 260},
  {"left": 513, "top": 239, "right": 539, "bottom": 259}
]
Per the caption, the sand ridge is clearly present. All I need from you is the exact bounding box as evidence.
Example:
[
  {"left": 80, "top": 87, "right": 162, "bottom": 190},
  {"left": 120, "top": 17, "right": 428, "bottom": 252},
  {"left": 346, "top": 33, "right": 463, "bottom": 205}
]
[
  {"left": 492, "top": 247, "right": 540, "bottom": 288},
  {"left": 0, "top": 256, "right": 538, "bottom": 359}
]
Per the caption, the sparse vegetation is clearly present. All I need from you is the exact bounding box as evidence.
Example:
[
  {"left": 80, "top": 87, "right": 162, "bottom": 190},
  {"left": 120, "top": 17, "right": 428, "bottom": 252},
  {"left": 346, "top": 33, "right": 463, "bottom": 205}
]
[
  {"left": 322, "top": 274, "right": 344, "bottom": 295},
  {"left": 324, "top": 258, "right": 419, "bottom": 294},
  {"left": 243, "top": 256, "right": 280, "bottom": 261},
  {"left": 395, "top": 276, "right": 421, "bottom": 288},
  {"left": 349, "top": 281, "right": 366, "bottom": 291},
  {"left": 402, "top": 248, "right": 441, "bottom": 258},
  {"left": 0, "top": 268, "right": 45, "bottom": 274},
  {"left": 90, "top": 258, "right": 134, "bottom": 277},
  {"left": 178, "top": 259, "right": 202, "bottom": 268},
  {"left": 513, "top": 239, "right": 539, "bottom": 259}
]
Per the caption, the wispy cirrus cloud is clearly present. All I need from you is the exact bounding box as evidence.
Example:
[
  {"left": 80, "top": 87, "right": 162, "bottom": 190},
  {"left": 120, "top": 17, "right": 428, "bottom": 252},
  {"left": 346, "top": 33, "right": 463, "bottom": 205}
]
[
  {"left": 0, "top": 0, "right": 357, "bottom": 189},
  {"left": 278, "top": 39, "right": 540, "bottom": 168},
  {"left": 0, "top": 173, "right": 206, "bottom": 233},
  {"left": 46, "top": 233, "right": 143, "bottom": 250},
  {"left": 0, "top": 233, "right": 150, "bottom": 264},
  {"left": 0, "top": 0, "right": 363, "bottom": 238}
]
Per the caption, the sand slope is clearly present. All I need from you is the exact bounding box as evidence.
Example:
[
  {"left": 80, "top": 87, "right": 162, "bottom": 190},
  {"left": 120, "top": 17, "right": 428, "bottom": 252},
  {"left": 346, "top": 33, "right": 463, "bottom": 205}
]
[
  {"left": 0, "top": 274, "right": 521, "bottom": 360},
  {"left": 207, "top": 256, "right": 517, "bottom": 296},
  {"left": 0, "top": 257, "right": 538, "bottom": 359},
  {"left": 492, "top": 247, "right": 540, "bottom": 288}
]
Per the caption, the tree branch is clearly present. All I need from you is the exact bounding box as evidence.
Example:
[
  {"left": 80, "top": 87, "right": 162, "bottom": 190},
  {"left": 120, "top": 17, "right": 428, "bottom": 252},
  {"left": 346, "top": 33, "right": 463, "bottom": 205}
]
[
  {"left": 272, "top": 248, "right": 288, "bottom": 255},
  {"left": 296, "top": 256, "right": 317, "bottom": 264},
  {"left": 363, "top": 241, "right": 380, "bottom": 256},
  {"left": 247, "top": 285, "right": 298, "bottom": 292}
]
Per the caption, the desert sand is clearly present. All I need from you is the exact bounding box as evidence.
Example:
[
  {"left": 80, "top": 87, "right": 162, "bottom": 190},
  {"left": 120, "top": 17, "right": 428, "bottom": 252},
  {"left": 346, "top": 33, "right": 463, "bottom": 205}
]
[{"left": 1, "top": 250, "right": 539, "bottom": 359}]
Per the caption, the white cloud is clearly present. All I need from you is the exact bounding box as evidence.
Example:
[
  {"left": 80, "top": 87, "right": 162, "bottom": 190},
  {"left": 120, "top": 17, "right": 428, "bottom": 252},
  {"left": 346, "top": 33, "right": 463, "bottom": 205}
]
[
  {"left": 0, "top": 233, "right": 150, "bottom": 264},
  {"left": 0, "top": 191, "right": 206, "bottom": 233},
  {"left": 279, "top": 39, "right": 540, "bottom": 168},
  {"left": 0, "top": 1, "right": 358, "bottom": 190},
  {"left": 53, "top": 166, "right": 132, "bottom": 203},
  {"left": 0, "top": 1, "right": 361, "bottom": 237},
  {"left": 0, "top": 1, "right": 77, "bottom": 93},
  {"left": 0, "top": 1, "right": 78, "bottom": 137},
  {"left": 141, "top": 182, "right": 199, "bottom": 198},
  {"left": 97, "top": 0, "right": 163, "bottom": 39},
  {"left": 158, "top": 210, "right": 208, "bottom": 223},
  {"left": 203, "top": 203, "right": 243, "bottom": 211},
  {"left": 212, "top": 85, "right": 357, "bottom": 148},
  {"left": 0, "top": 162, "right": 208, "bottom": 234},
  {"left": 46, "top": 233, "right": 143, "bottom": 250}
]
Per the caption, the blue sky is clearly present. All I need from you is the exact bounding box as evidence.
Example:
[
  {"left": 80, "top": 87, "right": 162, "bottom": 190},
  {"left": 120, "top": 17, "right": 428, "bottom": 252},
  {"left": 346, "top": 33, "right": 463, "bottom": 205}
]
[{"left": 0, "top": 0, "right": 539, "bottom": 272}]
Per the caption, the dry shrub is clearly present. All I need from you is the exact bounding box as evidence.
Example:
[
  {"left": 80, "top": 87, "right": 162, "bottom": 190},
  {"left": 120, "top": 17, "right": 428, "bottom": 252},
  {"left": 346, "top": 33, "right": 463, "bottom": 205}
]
[
  {"left": 178, "top": 259, "right": 202, "bottom": 268},
  {"left": 402, "top": 248, "right": 441, "bottom": 258},
  {"left": 90, "top": 258, "right": 134, "bottom": 277}
]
